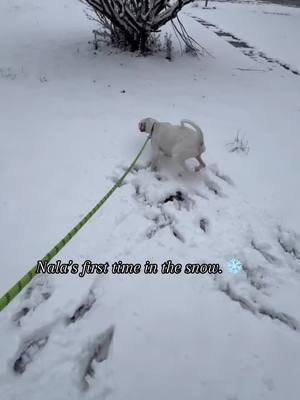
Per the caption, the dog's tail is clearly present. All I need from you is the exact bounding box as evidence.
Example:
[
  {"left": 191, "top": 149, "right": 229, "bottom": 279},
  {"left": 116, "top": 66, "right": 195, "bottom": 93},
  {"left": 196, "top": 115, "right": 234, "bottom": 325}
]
[
  {"left": 180, "top": 119, "right": 205, "bottom": 151},
  {"left": 180, "top": 119, "right": 202, "bottom": 135}
]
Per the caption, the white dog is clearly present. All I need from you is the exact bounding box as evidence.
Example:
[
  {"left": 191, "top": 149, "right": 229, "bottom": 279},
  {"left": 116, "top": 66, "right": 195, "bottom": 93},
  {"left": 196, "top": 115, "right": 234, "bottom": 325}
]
[{"left": 138, "top": 117, "right": 206, "bottom": 172}]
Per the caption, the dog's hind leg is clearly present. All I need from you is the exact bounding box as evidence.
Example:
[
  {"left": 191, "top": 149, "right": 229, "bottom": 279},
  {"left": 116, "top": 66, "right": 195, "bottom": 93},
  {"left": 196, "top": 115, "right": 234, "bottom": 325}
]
[{"left": 195, "top": 155, "right": 206, "bottom": 171}]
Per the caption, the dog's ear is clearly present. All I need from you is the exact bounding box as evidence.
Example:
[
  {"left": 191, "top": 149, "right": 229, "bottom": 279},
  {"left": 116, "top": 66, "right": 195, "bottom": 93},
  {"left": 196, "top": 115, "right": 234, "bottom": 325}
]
[{"left": 139, "top": 121, "right": 146, "bottom": 132}]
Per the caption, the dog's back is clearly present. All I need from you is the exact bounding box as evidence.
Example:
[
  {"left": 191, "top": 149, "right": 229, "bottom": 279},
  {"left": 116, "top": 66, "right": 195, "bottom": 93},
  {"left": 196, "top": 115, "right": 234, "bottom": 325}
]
[{"left": 153, "top": 121, "right": 201, "bottom": 157}]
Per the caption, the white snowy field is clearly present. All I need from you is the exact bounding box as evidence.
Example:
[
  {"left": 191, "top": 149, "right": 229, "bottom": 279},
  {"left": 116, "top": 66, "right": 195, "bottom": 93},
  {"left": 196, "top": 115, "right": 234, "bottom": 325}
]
[
  {"left": 0, "top": 0, "right": 300, "bottom": 399},
  {"left": 192, "top": 0, "right": 300, "bottom": 70}
]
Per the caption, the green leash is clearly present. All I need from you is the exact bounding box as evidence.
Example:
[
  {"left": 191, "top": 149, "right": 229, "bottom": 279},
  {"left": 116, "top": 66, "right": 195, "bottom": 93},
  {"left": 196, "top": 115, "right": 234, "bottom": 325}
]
[{"left": 0, "top": 136, "right": 150, "bottom": 312}]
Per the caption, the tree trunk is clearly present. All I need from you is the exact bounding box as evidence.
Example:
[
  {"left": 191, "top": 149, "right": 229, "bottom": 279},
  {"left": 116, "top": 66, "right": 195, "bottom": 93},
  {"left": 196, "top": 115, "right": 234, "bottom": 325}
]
[{"left": 139, "top": 30, "right": 149, "bottom": 54}]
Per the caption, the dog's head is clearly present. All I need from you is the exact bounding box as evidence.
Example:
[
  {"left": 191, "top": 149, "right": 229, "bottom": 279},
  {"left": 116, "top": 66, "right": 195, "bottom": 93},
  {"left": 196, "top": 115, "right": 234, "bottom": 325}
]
[{"left": 138, "top": 118, "right": 157, "bottom": 134}]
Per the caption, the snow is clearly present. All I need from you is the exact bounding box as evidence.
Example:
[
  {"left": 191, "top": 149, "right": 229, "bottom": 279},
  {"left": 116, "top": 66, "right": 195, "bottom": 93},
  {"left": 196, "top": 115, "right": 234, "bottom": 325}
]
[
  {"left": 194, "top": 0, "right": 300, "bottom": 70},
  {"left": 1, "top": 0, "right": 300, "bottom": 399}
]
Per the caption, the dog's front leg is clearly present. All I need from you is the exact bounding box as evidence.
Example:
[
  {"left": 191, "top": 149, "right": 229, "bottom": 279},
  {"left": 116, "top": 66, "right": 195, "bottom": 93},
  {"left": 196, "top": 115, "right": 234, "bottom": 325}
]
[
  {"left": 151, "top": 157, "right": 160, "bottom": 171},
  {"left": 150, "top": 141, "right": 161, "bottom": 171}
]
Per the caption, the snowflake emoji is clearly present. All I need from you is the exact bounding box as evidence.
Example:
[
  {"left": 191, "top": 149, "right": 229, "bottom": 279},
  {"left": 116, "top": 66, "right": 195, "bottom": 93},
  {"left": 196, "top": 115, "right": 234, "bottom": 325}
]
[{"left": 227, "top": 258, "right": 242, "bottom": 274}]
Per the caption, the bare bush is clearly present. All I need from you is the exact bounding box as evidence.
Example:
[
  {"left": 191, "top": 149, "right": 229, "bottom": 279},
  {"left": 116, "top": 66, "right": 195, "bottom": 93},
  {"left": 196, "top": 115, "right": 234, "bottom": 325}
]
[{"left": 81, "top": 0, "right": 205, "bottom": 55}]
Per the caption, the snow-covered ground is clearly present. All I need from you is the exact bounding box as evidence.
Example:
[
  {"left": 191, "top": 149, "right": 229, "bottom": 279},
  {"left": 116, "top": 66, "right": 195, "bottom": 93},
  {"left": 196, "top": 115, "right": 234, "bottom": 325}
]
[
  {"left": 0, "top": 0, "right": 300, "bottom": 399},
  {"left": 192, "top": 0, "right": 300, "bottom": 70}
]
